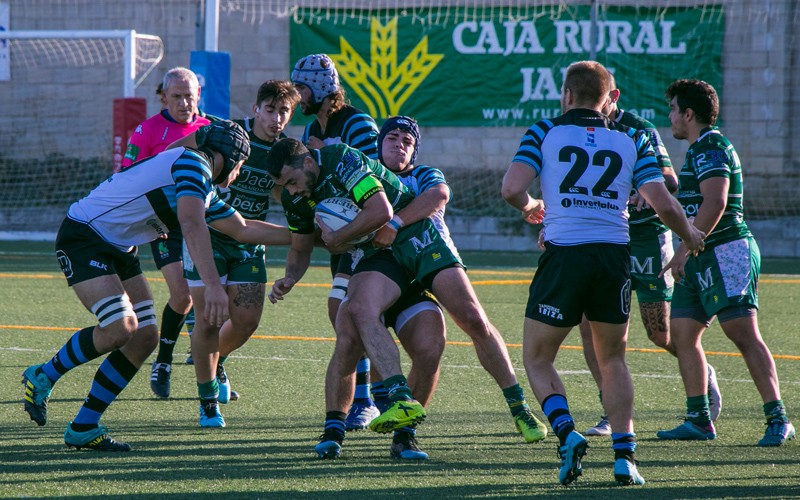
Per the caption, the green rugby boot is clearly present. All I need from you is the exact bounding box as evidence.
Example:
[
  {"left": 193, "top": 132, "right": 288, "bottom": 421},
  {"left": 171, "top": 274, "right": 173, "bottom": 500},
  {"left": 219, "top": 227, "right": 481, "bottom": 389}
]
[
  {"left": 514, "top": 409, "right": 548, "bottom": 443},
  {"left": 368, "top": 399, "right": 425, "bottom": 433}
]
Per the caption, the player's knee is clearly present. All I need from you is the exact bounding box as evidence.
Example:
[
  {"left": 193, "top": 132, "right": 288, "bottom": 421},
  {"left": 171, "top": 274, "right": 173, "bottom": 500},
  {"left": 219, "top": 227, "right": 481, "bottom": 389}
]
[
  {"left": 230, "top": 316, "right": 260, "bottom": 338},
  {"left": 169, "top": 294, "right": 192, "bottom": 314},
  {"left": 334, "top": 323, "right": 362, "bottom": 351},
  {"left": 411, "top": 346, "right": 443, "bottom": 374},
  {"left": 458, "top": 310, "right": 493, "bottom": 339},
  {"left": 345, "top": 297, "right": 379, "bottom": 326},
  {"left": 91, "top": 294, "right": 138, "bottom": 347},
  {"left": 137, "top": 326, "right": 160, "bottom": 354},
  {"left": 327, "top": 303, "right": 340, "bottom": 328},
  {"left": 719, "top": 306, "right": 759, "bottom": 350},
  {"left": 648, "top": 330, "right": 670, "bottom": 349},
  {"left": 133, "top": 299, "right": 159, "bottom": 351},
  {"left": 99, "top": 318, "right": 138, "bottom": 349},
  {"left": 726, "top": 331, "right": 761, "bottom": 354},
  {"left": 332, "top": 337, "right": 364, "bottom": 371}
]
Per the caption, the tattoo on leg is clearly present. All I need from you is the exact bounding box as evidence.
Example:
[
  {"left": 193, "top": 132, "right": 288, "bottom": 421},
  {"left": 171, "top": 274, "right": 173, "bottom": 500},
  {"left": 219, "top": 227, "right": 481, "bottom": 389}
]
[
  {"left": 233, "top": 283, "right": 264, "bottom": 309},
  {"left": 640, "top": 301, "right": 669, "bottom": 346}
]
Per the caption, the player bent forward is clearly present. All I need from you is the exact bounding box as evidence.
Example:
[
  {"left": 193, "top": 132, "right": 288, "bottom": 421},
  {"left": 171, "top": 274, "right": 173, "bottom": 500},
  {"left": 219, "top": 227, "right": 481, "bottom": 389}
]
[
  {"left": 21, "top": 121, "right": 290, "bottom": 450},
  {"left": 314, "top": 117, "right": 454, "bottom": 460},
  {"left": 265, "top": 139, "right": 431, "bottom": 450}
]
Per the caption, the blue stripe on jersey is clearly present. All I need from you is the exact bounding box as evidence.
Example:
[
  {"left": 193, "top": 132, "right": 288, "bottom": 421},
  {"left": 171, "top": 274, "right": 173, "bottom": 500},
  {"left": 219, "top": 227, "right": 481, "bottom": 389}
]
[
  {"left": 512, "top": 120, "right": 553, "bottom": 174},
  {"left": 205, "top": 195, "right": 235, "bottom": 223},
  {"left": 631, "top": 130, "right": 662, "bottom": 188},
  {"left": 400, "top": 165, "right": 449, "bottom": 197},
  {"left": 172, "top": 150, "right": 213, "bottom": 200},
  {"left": 341, "top": 113, "right": 379, "bottom": 159}
]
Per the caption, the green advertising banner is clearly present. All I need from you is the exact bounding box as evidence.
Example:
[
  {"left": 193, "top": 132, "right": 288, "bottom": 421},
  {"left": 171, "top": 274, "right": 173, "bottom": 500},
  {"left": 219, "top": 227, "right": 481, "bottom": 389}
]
[{"left": 289, "top": 5, "right": 724, "bottom": 127}]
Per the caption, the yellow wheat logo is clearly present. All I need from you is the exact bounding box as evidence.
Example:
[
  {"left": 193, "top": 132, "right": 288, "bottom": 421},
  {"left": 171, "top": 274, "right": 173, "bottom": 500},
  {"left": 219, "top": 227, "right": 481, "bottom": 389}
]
[{"left": 330, "top": 16, "right": 443, "bottom": 118}]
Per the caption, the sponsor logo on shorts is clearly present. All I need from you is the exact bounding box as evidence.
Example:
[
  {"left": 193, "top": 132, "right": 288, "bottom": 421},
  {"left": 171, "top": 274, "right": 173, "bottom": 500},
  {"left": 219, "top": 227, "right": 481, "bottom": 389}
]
[
  {"left": 410, "top": 232, "right": 433, "bottom": 253},
  {"left": 158, "top": 241, "right": 169, "bottom": 260},
  {"left": 89, "top": 260, "right": 109, "bottom": 271},
  {"left": 631, "top": 256, "right": 654, "bottom": 275},
  {"left": 621, "top": 279, "right": 631, "bottom": 315},
  {"left": 56, "top": 250, "right": 73, "bottom": 279},
  {"left": 538, "top": 304, "right": 563, "bottom": 320},
  {"left": 697, "top": 267, "right": 714, "bottom": 289}
]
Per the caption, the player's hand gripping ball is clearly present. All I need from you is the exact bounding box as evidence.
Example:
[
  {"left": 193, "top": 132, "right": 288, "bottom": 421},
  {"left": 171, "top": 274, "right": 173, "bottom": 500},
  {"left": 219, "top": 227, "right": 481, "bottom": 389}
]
[{"left": 314, "top": 197, "right": 376, "bottom": 245}]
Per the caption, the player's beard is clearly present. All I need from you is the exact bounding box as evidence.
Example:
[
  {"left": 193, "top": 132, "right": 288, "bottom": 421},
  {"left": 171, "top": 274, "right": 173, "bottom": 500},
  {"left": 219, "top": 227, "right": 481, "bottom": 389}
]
[{"left": 303, "top": 169, "right": 319, "bottom": 197}]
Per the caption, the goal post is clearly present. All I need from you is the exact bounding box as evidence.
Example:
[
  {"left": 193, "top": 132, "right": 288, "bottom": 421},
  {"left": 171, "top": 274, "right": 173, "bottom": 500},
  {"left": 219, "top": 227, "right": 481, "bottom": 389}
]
[
  {"left": 1, "top": 29, "right": 162, "bottom": 97},
  {"left": 0, "top": 30, "right": 163, "bottom": 235}
]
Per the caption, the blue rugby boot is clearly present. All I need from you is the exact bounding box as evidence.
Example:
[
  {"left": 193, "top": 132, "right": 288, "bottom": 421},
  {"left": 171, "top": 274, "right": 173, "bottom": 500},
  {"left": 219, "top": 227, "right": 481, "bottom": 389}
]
[
  {"left": 22, "top": 364, "right": 53, "bottom": 426},
  {"left": 390, "top": 431, "right": 429, "bottom": 460},
  {"left": 657, "top": 420, "right": 716, "bottom": 441},
  {"left": 149, "top": 362, "right": 171, "bottom": 399},
  {"left": 216, "top": 364, "right": 231, "bottom": 404},
  {"left": 315, "top": 428, "right": 344, "bottom": 459},
  {"left": 558, "top": 431, "right": 589, "bottom": 485},
  {"left": 65, "top": 424, "right": 131, "bottom": 451},
  {"left": 199, "top": 400, "right": 226, "bottom": 428},
  {"left": 614, "top": 457, "right": 645, "bottom": 485},
  {"left": 345, "top": 400, "right": 380, "bottom": 431},
  {"left": 757, "top": 417, "right": 795, "bottom": 447}
]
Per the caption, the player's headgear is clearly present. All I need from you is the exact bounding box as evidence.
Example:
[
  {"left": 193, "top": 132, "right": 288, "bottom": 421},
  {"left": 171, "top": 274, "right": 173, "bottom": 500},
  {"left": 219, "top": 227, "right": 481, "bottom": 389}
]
[
  {"left": 291, "top": 54, "right": 340, "bottom": 104},
  {"left": 378, "top": 116, "right": 421, "bottom": 165},
  {"left": 195, "top": 121, "right": 250, "bottom": 184}
]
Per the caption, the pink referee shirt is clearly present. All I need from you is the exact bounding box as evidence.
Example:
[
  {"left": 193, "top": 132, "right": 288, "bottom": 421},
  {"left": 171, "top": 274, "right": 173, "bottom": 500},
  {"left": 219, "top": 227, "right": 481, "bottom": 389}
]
[{"left": 120, "top": 111, "right": 211, "bottom": 170}]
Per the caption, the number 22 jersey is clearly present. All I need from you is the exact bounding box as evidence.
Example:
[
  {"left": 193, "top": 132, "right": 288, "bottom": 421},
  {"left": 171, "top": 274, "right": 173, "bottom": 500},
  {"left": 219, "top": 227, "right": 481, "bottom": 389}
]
[{"left": 512, "top": 108, "right": 664, "bottom": 245}]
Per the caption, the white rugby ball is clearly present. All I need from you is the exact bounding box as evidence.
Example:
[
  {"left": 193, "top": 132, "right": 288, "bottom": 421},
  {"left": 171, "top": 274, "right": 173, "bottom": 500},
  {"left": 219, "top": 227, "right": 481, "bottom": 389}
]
[{"left": 314, "top": 197, "right": 375, "bottom": 245}]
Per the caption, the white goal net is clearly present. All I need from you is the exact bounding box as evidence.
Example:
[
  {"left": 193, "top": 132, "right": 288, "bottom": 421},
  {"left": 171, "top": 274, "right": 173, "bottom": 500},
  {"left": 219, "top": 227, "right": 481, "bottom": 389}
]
[
  {"left": 2, "top": 1, "right": 798, "bottom": 237},
  {"left": 0, "top": 31, "right": 163, "bottom": 233}
]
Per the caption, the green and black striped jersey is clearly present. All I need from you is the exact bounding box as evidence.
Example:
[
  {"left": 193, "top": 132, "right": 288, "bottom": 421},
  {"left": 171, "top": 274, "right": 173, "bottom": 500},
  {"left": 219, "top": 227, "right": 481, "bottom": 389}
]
[
  {"left": 207, "top": 118, "right": 286, "bottom": 248},
  {"left": 677, "top": 126, "right": 751, "bottom": 247}
]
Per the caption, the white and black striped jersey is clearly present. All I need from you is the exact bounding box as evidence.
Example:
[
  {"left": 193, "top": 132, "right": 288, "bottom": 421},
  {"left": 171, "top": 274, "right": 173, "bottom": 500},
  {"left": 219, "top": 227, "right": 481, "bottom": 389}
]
[
  {"left": 396, "top": 164, "right": 453, "bottom": 243},
  {"left": 513, "top": 108, "right": 664, "bottom": 245},
  {"left": 67, "top": 147, "right": 234, "bottom": 252},
  {"left": 302, "top": 105, "right": 380, "bottom": 159}
]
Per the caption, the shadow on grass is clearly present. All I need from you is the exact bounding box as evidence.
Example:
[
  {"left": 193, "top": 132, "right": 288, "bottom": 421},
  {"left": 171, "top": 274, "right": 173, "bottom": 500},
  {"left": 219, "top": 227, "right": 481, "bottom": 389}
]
[{"left": 2, "top": 409, "right": 799, "bottom": 498}]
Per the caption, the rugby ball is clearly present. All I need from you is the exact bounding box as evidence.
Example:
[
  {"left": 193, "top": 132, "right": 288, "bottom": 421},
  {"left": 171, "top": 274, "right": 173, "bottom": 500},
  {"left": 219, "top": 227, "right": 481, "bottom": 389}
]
[{"left": 314, "top": 197, "right": 375, "bottom": 245}]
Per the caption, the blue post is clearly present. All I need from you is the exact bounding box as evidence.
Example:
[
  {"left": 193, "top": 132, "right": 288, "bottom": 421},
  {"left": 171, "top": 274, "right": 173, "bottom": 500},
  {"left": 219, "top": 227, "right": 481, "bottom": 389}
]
[{"left": 190, "top": 50, "right": 230, "bottom": 119}]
